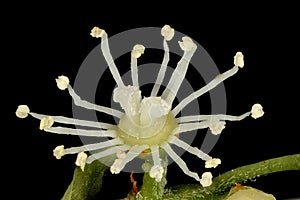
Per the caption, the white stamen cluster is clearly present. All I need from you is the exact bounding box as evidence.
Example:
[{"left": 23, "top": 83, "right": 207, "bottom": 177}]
[{"left": 16, "top": 25, "right": 264, "bottom": 188}]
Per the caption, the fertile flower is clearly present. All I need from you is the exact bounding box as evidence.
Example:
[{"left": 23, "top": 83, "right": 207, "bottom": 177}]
[{"left": 16, "top": 25, "right": 263, "bottom": 186}]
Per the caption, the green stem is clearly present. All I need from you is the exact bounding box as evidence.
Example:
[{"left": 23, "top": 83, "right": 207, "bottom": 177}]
[
  {"left": 209, "top": 153, "right": 300, "bottom": 194},
  {"left": 139, "top": 169, "right": 167, "bottom": 200},
  {"left": 162, "top": 153, "right": 300, "bottom": 199},
  {"left": 61, "top": 160, "right": 108, "bottom": 200}
]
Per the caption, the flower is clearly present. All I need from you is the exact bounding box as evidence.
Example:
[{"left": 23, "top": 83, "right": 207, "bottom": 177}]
[
  {"left": 16, "top": 25, "right": 263, "bottom": 185},
  {"left": 15, "top": 105, "right": 30, "bottom": 118}
]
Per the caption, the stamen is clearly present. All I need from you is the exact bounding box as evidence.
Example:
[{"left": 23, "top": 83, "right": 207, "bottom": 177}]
[
  {"left": 75, "top": 152, "right": 88, "bottom": 171},
  {"left": 110, "top": 158, "right": 124, "bottom": 174},
  {"left": 251, "top": 103, "right": 264, "bottom": 119},
  {"left": 150, "top": 145, "right": 161, "bottom": 166},
  {"left": 168, "top": 136, "right": 212, "bottom": 161},
  {"left": 208, "top": 121, "right": 226, "bottom": 135},
  {"left": 172, "top": 65, "right": 240, "bottom": 116},
  {"left": 205, "top": 158, "right": 221, "bottom": 168},
  {"left": 91, "top": 27, "right": 124, "bottom": 87},
  {"left": 200, "top": 172, "right": 213, "bottom": 187},
  {"left": 39, "top": 116, "right": 54, "bottom": 130},
  {"left": 161, "top": 142, "right": 200, "bottom": 181},
  {"left": 162, "top": 36, "right": 197, "bottom": 105},
  {"left": 53, "top": 145, "right": 65, "bottom": 159},
  {"left": 161, "top": 25, "right": 174, "bottom": 41},
  {"left": 16, "top": 105, "right": 30, "bottom": 118},
  {"left": 68, "top": 85, "right": 123, "bottom": 118},
  {"left": 149, "top": 145, "right": 164, "bottom": 182},
  {"left": 44, "top": 126, "right": 117, "bottom": 137},
  {"left": 63, "top": 138, "right": 124, "bottom": 155},
  {"left": 86, "top": 144, "right": 130, "bottom": 164},
  {"left": 131, "top": 44, "right": 145, "bottom": 87},
  {"left": 172, "top": 121, "right": 210, "bottom": 135},
  {"left": 55, "top": 75, "right": 69, "bottom": 90},
  {"left": 151, "top": 26, "right": 173, "bottom": 97},
  {"left": 234, "top": 52, "right": 244, "bottom": 68},
  {"left": 149, "top": 165, "right": 164, "bottom": 182},
  {"left": 176, "top": 112, "right": 251, "bottom": 123},
  {"left": 30, "top": 112, "right": 115, "bottom": 129},
  {"left": 118, "top": 145, "right": 149, "bottom": 170}
]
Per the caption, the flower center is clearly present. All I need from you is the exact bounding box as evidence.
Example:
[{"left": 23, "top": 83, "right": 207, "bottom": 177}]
[
  {"left": 113, "top": 85, "right": 178, "bottom": 146},
  {"left": 117, "top": 113, "right": 177, "bottom": 146}
]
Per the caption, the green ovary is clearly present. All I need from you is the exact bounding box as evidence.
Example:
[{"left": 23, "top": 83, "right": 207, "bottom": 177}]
[{"left": 116, "top": 113, "right": 178, "bottom": 146}]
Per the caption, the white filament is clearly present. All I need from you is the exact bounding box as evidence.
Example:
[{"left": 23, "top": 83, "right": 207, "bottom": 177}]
[
  {"left": 162, "top": 39, "right": 197, "bottom": 105},
  {"left": 172, "top": 66, "right": 240, "bottom": 116},
  {"left": 168, "top": 136, "right": 212, "bottom": 161},
  {"left": 150, "top": 145, "right": 161, "bottom": 166},
  {"left": 161, "top": 142, "right": 200, "bottom": 181},
  {"left": 30, "top": 112, "right": 115, "bottom": 129},
  {"left": 151, "top": 39, "right": 170, "bottom": 97},
  {"left": 86, "top": 144, "right": 130, "bottom": 164},
  {"left": 172, "top": 121, "right": 210, "bottom": 135},
  {"left": 44, "top": 126, "right": 117, "bottom": 137},
  {"left": 131, "top": 56, "right": 139, "bottom": 87},
  {"left": 176, "top": 112, "right": 251, "bottom": 123},
  {"left": 68, "top": 85, "right": 123, "bottom": 118},
  {"left": 100, "top": 31, "right": 125, "bottom": 87},
  {"left": 130, "top": 44, "right": 145, "bottom": 87},
  {"left": 64, "top": 137, "right": 124, "bottom": 155},
  {"left": 121, "top": 145, "right": 149, "bottom": 167}
]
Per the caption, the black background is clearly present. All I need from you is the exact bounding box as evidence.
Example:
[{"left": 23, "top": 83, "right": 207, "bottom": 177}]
[{"left": 4, "top": 3, "right": 300, "bottom": 200}]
